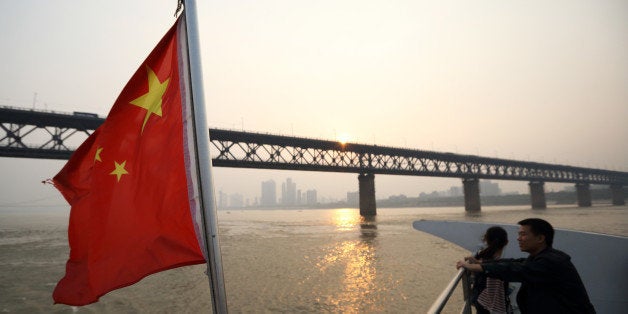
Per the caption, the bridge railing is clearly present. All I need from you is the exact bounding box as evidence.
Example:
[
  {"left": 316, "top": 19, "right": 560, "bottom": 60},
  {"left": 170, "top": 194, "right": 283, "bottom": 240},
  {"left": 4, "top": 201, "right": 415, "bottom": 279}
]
[
  {"left": 208, "top": 128, "right": 628, "bottom": 185},
  {"left": 428, "top": 268, "right": 472, "bottom": 314},
  {"left": 1, "top": 106, "right": 628, "bottom": 185}
]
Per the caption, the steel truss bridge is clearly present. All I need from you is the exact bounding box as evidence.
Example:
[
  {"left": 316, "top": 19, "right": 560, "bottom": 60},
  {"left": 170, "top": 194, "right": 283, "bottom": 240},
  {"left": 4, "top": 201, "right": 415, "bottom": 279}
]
[{"left": 1, "top": 106, "right": 627, "bottom": 186}]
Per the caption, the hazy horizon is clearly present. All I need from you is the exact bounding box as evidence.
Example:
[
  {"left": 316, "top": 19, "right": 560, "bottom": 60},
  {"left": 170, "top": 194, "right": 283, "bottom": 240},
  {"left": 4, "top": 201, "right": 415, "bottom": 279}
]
[{"left": 1, "top": 0, "right": 627, "bottom": 206}]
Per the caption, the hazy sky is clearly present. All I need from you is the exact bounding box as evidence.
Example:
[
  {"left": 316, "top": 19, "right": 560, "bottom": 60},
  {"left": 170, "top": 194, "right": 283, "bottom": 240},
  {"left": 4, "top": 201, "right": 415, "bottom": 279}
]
[{"left": 1, "top": 0, "right": 627, "bottom": 206}]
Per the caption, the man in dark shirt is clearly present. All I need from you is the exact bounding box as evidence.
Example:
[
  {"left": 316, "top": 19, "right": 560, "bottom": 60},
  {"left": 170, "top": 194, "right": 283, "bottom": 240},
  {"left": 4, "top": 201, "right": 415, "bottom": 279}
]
[{"left": 456, "top": 218, "right": 595, "bottom": 314}]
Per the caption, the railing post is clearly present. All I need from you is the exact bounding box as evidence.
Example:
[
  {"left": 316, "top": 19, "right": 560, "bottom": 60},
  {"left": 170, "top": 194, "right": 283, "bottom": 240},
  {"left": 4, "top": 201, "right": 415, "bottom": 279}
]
[
  {"left": 428, "top": 268, "right": 472, "bottom": 314},
  {"left": 461, "top": 270, "right": 472, "bottom": 314}
]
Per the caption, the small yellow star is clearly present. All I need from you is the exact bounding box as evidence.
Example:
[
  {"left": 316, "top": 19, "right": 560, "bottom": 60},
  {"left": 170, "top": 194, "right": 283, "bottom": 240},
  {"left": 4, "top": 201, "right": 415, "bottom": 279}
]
[
  {"left": 94, "top": 147, "right": 103, "bottom": 162},
  {"left": 129, "top": 65, "right": 170, "bottom": 132},
  {"left": 110, "top": 160, "right": 129, "bottom": 182}
]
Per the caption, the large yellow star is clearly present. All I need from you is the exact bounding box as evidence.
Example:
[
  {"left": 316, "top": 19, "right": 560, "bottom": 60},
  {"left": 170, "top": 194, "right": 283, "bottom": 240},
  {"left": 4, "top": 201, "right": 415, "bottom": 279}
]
[
  {"left": 110, "top": 160, "right": 129, "bottom": 182},
  {"left": 130, "top": 66, "right": 170, "bottom": 132}
]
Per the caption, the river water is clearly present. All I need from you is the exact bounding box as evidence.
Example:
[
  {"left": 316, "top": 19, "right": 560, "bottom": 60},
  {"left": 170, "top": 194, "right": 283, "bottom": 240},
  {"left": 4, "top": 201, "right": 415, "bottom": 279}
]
[{"left": 1, "top": 204, "right": 626, "bottom": 313}]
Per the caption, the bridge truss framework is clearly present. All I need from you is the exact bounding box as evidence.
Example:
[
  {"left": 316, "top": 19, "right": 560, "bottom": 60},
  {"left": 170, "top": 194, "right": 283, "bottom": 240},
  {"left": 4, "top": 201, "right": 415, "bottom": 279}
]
[
  {"left": 2, "top": 106, "right": 627, "bottom": 213},
  {"left": 2, "top": 106, "right": 627, "bottom": 186}
]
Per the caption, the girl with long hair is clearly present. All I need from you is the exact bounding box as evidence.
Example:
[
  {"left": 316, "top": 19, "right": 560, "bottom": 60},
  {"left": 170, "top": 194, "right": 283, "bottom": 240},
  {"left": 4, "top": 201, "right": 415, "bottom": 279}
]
[{"left": 468, "top": 226, "right": 510, "bottom": 314}]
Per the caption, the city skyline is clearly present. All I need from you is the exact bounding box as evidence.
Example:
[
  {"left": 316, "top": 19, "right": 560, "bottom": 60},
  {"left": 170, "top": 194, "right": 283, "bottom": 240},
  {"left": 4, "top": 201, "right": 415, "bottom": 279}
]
[
  {"left": 216, "top": 177, "right": 516, "bottom": 208},
  {"left": 215, "top": 176, "right": 610, "bottom": 209}
]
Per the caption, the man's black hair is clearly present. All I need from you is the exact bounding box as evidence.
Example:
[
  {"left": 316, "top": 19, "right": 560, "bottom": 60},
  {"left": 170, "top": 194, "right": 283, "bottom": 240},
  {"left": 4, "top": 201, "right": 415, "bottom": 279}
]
[{"left": 518, "top": 218, "right": 554, "bottom": 247}]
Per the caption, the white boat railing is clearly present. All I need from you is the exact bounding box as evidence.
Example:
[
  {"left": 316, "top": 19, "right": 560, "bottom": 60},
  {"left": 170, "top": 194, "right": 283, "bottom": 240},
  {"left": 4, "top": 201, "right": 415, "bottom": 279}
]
[{"left": 427, "top": 268, "right": 472, "bottom": 314}]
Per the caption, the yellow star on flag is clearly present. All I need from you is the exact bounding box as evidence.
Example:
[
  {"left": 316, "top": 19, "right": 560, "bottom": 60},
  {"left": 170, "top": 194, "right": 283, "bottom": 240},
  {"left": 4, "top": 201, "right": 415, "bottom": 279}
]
[
  {"left": 94, "top": 147, "right": 103, "bottom": 162},
  {"left": 130, "top": 66, "right": 170, "bottom": 132},
  {"left": 110, "top": 160, "right": 129, "bottom": 182}
]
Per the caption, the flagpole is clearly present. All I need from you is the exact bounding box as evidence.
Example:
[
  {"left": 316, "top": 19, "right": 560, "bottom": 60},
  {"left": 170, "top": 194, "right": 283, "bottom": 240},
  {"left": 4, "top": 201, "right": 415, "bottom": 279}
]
[{"left": 182, "top": 0, "right": 228, "bottom": 313}]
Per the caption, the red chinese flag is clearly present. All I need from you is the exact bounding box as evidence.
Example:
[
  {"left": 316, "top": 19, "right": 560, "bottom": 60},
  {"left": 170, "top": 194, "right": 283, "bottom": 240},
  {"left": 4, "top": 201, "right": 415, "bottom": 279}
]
[{"left": 52, "top": 17, "right": 208, "bottom": 306}]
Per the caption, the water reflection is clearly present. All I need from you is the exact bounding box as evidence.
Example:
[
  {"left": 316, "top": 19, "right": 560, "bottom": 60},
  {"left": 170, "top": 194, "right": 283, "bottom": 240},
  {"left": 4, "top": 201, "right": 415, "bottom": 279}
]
[
  {"left": 331, "top": 208, "right": 361, "bottom": 231},
  {"left": 360, "top": 215, "right": 377, "bottom": 243},
  {"left": 316, "top": 209, "right": 381, "bottom": 312},
  {"left": 465, "top": 210, "right": 483, "bottom": 218}
]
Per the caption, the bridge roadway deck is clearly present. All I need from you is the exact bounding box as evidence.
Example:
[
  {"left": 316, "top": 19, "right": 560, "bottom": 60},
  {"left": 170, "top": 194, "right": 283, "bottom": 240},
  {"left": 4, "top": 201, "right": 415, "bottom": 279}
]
[{"left": 1, "top": 106, "right": 627, "bottom": 186}]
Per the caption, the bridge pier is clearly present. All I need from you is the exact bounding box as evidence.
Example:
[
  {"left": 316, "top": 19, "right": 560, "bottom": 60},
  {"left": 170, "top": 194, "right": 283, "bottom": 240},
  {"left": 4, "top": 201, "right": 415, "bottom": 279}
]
[
  {"left": 358, "top": 173, "right": 376, "bottom": 216},
  {"left": 528, "top": 181, "right": 547, "bottom": 209},
  {"left": 576, "top": 183, "right": 592, "bottom": 207},
  {"left": 463, "top": 178, "right": 481, "bottom": 212},
  {"left": 610, "top": 184, "right": 625, "bottom": 206}
]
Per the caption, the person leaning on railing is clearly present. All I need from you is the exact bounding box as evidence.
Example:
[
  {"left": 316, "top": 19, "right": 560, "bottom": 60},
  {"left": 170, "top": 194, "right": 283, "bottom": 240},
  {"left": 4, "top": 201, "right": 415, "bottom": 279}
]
[
  {"left": 465, "top": 226, "right": 510, "bottom": 314},
  {"left": 456, "top": 218, "right": 595, "bottom": 314}
]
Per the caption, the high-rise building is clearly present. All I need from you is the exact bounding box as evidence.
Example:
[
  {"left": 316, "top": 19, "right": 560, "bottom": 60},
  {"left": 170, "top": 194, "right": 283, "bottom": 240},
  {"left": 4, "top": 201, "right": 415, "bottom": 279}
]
[
  {"left": 261, "top": 180, "right": 276, "bottom": 207},
  {"left": 306, "top": 189, "right": 317, "bottom": 205},
  {"left": 281, "top": 178, "right": 297, "bottom": 205}
]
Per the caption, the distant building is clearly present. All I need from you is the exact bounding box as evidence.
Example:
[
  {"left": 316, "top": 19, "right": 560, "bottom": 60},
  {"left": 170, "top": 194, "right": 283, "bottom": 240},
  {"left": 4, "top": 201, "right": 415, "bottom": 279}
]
[
  {"left": 448, "top": 186, "right": 463, "bottom": 197},
  {"left": 562, "top": 185, "right": 576, "bottom": 192},
  {"left": 229, "top": 193, "right": 244, "bottom": 208},
  {"left": 218, "top": 190, "right": 228, "bottom": 209},
  {"left": 480, "top": 180, "right": 501, "bottom": 196},
  {"left": 296, "top": 189, "right": 302, "bottom": 204},
  {"left": 306, "top": 189, "right": 317, "bottom": 205},
  {"left": 419, "top": 191, "right": 440, "bottom": 199},
  {"left": 261, "top": 180, "right": 277, "bottom": 207},
  {"left": 281, "top": 178, "right": 297, "bottom": 205},
  {"left": 347, "top": 191, "right": 359, "bottom": 205},
  {"left": 388, "top": 194, "right": 408, "bottom": 201}
]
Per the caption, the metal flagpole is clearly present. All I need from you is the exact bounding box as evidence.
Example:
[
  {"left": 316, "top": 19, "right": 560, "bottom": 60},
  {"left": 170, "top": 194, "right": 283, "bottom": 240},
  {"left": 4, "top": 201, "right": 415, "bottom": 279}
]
[{"left": 181, "top": 0, "right": 228, "bottom": 312}]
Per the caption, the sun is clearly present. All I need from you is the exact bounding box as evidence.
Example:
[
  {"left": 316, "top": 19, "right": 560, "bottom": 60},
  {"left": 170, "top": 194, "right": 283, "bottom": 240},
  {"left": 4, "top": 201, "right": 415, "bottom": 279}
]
[{"left": 337, "top": 133, "right": 351, "bottom": 145}]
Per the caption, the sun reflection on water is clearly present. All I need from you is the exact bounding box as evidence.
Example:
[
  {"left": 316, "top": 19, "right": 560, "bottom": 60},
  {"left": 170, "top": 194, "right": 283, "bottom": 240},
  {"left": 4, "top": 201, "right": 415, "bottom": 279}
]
[
  {"left": 315, "top": 209, "right": 381, "bottom": 312},
  {"left": 331, "top": 208, "right": 361, "bottom": 231}
]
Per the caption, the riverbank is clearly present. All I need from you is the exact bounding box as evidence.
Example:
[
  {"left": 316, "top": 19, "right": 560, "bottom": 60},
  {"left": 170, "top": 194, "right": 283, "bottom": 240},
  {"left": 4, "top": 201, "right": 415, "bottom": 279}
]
[{"left": 221, "top": 187, "right": 625, "bottom": 210}]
